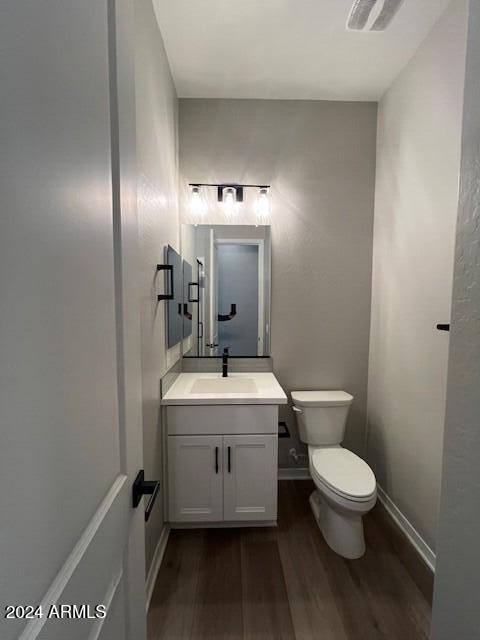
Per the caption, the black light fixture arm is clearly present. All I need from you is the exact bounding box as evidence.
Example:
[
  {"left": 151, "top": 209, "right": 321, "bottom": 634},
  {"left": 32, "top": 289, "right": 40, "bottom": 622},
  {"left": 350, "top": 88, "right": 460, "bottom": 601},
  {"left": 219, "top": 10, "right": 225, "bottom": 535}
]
[{"left": 189, "top": 182, "right": 270, "bottom": 188}]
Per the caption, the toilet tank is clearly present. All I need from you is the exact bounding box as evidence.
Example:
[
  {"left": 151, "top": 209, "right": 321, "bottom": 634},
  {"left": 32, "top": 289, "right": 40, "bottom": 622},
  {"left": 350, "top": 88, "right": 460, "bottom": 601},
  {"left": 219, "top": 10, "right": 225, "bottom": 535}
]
[{"left": 291, "top": 391, "right": 353, "bottom": 446}]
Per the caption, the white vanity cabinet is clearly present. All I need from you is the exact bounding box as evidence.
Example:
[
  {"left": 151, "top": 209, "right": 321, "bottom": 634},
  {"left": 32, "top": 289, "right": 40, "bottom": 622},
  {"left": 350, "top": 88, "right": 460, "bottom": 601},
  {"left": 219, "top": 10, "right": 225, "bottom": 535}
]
[
  {"left": 222, "top": 434, "right": 278, "bottom": 521},
  {"left": 162, "top": 372, "right": 288, "bottom": 526},
  {"left": 166, "top": 405, "right": 279, "bottom": 525},
  {"left": 168, "top": 435, "right": 224, "bottom": 522}
]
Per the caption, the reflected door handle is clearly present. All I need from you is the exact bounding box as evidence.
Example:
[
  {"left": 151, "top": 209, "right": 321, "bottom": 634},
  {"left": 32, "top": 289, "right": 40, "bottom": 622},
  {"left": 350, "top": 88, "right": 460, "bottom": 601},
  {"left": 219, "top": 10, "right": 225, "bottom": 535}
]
[
  {"left": 227, "top": 446, "right": 231, "bottom": 473},
  {"left": 218, "top": 304, "right": 237, "bottom": 322},
  {"left": 215, "top": 447, "right": 219, "bottom": 474},
  {"left": 132, "top": 470, "right": 160, "bottom": 522},
  {"left": 188, "top": 282, "right": 199, "bottom": 303}
]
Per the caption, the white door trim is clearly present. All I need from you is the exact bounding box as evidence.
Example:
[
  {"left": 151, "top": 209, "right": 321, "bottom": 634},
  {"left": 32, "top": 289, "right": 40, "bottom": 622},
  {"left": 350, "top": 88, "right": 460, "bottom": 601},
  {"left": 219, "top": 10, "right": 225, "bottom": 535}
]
[
  {"left": 208, "top": 229, "right": 217, "bottom": 353},
  {"left": 87, "top": 567, "right": 124, "bottom": 640},
  {"left": 145, "top": 525, "right": 170, "bottom": 611},
  {"left": 18, "top": 475, "right": 127, "bottom": 640}
]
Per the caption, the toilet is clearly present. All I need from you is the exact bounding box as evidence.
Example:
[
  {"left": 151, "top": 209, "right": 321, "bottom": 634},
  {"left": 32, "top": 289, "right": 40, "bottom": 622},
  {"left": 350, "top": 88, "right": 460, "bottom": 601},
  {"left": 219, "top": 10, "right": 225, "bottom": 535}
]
[{"left": 291, "top": 390, "right": 376, "bottom": 559}]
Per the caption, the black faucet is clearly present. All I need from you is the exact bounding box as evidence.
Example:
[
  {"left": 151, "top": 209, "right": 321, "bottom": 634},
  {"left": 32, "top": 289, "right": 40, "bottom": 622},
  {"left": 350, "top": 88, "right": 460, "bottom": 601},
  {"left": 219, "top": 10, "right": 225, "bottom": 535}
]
[{"left": 222, "top": 347, "right": 229, "bottom": 377}]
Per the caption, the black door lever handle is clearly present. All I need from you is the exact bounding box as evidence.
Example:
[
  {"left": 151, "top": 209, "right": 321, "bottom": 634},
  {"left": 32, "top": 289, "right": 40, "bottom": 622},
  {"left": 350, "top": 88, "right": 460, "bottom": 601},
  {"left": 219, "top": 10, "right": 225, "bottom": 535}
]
[{"left": 132, "top": 470, "right": 160, "bottom": 522}]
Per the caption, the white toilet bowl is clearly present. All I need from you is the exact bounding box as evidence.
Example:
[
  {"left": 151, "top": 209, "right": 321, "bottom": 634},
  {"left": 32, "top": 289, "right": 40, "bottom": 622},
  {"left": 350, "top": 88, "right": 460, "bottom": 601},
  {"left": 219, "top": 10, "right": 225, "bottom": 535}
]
[
  {"left": 291, "top": 390, "right": 377, "bottom": 559},
  {"left": 308, "top": 446, "right": 376, "bottom": 559}
]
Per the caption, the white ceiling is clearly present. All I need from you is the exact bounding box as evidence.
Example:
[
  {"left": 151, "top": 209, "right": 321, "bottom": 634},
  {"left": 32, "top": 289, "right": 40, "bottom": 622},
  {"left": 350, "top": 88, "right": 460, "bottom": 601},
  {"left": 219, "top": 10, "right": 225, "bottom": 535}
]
[{"left": 153, "top": 0, "right": 452, "bottom": 101}]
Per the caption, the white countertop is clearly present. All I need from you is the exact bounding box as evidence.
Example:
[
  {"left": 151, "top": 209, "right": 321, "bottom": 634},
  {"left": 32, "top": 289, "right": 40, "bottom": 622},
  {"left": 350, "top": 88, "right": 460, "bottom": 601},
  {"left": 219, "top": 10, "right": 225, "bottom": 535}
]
[{"left": 161, "top": 372, "right": 288, "bottom": 405}]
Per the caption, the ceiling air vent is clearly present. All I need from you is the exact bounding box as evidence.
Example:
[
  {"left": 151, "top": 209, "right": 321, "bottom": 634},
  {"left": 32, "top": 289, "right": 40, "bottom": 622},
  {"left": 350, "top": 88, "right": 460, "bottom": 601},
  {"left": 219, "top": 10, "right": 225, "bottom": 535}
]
[
  {"left": 347, "top": 0, "right": 405, "bottom": 31},
  {"left": 347, "top": 0, "right": 377, "bottom": 30}
]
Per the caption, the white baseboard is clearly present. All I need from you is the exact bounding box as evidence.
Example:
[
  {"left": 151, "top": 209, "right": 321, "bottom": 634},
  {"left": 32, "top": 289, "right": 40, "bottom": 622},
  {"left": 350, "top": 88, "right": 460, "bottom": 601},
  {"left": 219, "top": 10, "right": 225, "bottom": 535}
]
[
  {"left": 171, "top": 520, "right": 276, "bottom": 529},
  {"left": 145, "top": 524, "right": 170, "bottom": 612},
  {"left": 278, "top": 467, "right": 311, "bottom": 480},
  {"left": 376, "top": 485, "right": 435, "bottom": 572}
]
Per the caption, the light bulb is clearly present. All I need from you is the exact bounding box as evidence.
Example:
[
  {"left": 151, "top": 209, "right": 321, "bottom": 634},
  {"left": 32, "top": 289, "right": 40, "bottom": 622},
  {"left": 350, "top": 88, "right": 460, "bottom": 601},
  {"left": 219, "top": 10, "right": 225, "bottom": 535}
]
[
  {"left": 255, "top": 188, "right": 270, "bottom": 223},
  {"left": 190, "top": 186, "right": 207, "bottom": 218},
  {"left": 222, "top": 187, "right": 238, "bottom": 219}
]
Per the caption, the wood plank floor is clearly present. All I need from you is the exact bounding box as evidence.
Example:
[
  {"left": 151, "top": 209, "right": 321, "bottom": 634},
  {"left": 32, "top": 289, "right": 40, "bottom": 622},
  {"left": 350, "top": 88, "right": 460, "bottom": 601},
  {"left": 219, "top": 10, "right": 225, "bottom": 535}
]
[{"left": 148, "top": 480, "right": 432, "bottom": 640}]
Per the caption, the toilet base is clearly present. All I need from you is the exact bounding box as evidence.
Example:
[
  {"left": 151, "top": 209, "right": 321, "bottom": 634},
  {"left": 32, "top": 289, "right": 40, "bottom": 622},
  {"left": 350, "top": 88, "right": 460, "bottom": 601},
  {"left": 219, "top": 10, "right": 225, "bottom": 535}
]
[{"left": 309, "top": 490, "right": 366, "bottom": 559}]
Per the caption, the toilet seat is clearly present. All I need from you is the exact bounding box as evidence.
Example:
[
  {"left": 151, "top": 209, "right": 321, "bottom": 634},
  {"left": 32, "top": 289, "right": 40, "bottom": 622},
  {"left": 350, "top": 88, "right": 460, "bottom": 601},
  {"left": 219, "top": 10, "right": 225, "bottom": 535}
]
[{"left": 310, "top": 447, "right": 376, "bottom": 503}]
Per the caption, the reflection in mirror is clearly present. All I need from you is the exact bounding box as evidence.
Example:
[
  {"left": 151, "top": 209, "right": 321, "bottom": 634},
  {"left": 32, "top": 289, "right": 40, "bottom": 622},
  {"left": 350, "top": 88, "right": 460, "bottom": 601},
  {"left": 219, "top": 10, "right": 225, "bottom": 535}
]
[
  {"left": 182, "top": 260, "right": 193, "bottom": 340},
  {"left": 166, "top": 245, "right": 183, "bottom": 348},
  {"left": 181, "top": 225, "right": 271, "bottom": 357}
]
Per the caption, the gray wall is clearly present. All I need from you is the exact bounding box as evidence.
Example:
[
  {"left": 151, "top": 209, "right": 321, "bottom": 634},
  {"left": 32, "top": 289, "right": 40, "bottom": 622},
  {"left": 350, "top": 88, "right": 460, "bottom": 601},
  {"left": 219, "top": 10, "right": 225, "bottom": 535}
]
[
  {"left": 432, "top": 1, "right": 480, "bottom": 636},
  {"left": 135, "top": 0, "right": 180, "bottom": 574},
  {"left": 367, "top": 0, "right": 468, "bottom": 553},
  {"left": 179, "top": 99, "right": 377, "bottom": 463}
]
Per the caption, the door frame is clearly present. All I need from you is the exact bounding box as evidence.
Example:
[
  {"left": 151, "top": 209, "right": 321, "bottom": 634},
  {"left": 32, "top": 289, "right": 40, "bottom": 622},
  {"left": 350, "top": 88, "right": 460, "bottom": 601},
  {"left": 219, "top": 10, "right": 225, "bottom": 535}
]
[
  {"left": 208, "top": 229, "right": 218, "bottom": 354},
  {"left": 108, "top": 0, "right": 146, "bottom": 634},
  {"left": 431, "top": 1, "right": 480, "bottom": 636},
  {"left": 215, "top": 238, "right": 265, "bottom": 356}
]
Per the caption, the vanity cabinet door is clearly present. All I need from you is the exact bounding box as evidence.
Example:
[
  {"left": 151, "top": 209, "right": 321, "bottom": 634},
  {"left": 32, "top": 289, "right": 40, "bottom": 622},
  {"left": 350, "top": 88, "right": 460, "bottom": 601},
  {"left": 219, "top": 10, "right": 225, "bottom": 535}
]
[
  {"left": 168, "top": 435, "right": 223, "bottom": 522},
  {"left": 223, "top": 435, "right": 278, "bottom": 521}
]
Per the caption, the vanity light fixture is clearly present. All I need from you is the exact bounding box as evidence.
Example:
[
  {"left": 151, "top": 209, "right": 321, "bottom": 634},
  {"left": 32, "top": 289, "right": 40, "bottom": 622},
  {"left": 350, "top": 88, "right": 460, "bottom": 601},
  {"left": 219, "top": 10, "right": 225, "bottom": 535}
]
[
  {"left": 217, "top": 184, "right": 244, "bottom": 204},
  {"left": 189, "top": 185, "right": 207, "bottom": 217},
  {"left": 188, "top": 182, "right": 271, "bottom": 219},
  {"left": 255, "top": 187, "right": 270, "bottom": 223},
  {"left": 222, "top": 187, "right": 239, "bottom": 218}
]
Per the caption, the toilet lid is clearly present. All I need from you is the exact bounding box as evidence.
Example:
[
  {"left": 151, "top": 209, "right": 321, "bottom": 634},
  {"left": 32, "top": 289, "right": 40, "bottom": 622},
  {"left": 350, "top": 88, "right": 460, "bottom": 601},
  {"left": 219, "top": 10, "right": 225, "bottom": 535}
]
[
  {"left": 291, "top": 390, "right": 353, "bottom": 407},
  {"left": 310, "top": 448, "right": 376, "bottom": 501}
]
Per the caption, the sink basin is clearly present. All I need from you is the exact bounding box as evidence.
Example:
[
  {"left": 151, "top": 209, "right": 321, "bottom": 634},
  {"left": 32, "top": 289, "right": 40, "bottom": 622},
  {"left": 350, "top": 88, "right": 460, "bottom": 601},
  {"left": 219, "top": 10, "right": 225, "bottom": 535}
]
[
  {"left": 161, "top": 372, "right": 287, "bottom": 405},
  {"left": 190, "top": 377, "right": 257, "bottom": 394}
]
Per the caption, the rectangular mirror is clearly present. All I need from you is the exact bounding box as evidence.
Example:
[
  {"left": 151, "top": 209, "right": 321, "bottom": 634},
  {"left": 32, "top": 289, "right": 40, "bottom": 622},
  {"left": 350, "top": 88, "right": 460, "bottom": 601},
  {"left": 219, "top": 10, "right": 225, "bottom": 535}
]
[
  {"left": 181, "top": 224, "right": 271, "bottom": 357},
  {"left": 166, "top": 245, "right": 183, "bottom": 348}
]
